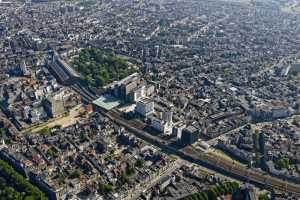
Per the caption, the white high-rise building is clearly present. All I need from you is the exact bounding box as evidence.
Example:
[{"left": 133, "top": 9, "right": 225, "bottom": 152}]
[
  {"left": 20, "top": 60, "right": 29, "bottom": 76},
  {"left": 135, "top": 98, "right": 154, "bottom": 117}
]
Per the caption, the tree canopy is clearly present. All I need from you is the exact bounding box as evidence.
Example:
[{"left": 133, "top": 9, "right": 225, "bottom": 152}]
[
  {"left": 0, "top": 159, "right": 47, "bottom": 200},
  {"left": 73, "top": 48, "right": 138, "bottom": 87},
  {"left": 183, "top": 182, "right": 240, "bottom": 200}
]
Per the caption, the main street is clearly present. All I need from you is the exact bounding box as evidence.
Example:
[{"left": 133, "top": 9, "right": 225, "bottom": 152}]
[
  {"left": 98, "top": 108, "right": 300, "bottom": 196},
  {"left": 63, "top": 54, "right": 300, "bottom": 196},
  {"left": 66, "top": 67, "right": 300, "bottom": 196},
  {"left": 125, "top": 159, "right": 184, "bottom": 200}
]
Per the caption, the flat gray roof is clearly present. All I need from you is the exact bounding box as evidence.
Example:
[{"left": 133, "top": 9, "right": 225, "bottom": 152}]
[{"left": 93, "top": 95, "right": 121, "bottom": 110}]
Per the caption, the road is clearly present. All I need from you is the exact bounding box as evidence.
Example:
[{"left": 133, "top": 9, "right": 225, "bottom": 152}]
[
  {"left": 99, "top": 108, "right": 300, "bottom": 196},
  {"left": 126, "top": 159, "right": 184, "bottom": 200},
  {"left": 255, "top": 51, "right": 300, "bottom": 77},
  {"left": 187, "top": 13, "right": 230, "bottom": 42},
  {"left": 58, "top": 60, "right": 300, "bottom": 196},
  {"left": 207, "top": 113, "right": 300, "bottom": 145},
  {"left": 206, "top": 124, "right": 248, "bottom": 146},
  {"left": 183, "top": 146, "right": 300, "bottom": 193},
  {"left": 22, "top": 104, "right": 84, "bottom": 134},
  {"left": 64, "top": 78, "right": 300, "bottom": 196}
]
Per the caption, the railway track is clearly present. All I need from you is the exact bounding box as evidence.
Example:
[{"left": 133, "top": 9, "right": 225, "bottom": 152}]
[
  {"left": 102, "top": 108, "right": 300, "bottom": 196},
  {"left": 68, "top": 84, "right": 300, "bottom": 196},
  {"left": 184, "top": 146, "right": 300, "bottom": 195},
  {"left": 71, "top": 83, "right": 98, "bottom": 103}
]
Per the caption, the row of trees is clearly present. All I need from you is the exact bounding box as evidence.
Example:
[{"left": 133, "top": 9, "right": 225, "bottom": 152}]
[
  {"left": 73, "top": 48, "right": 137, "bottom": 87},
  {"left": 183, "top": 182, "right": 240, "bottom": 200},
  {"left": 0, "top": 159, "right": 47, "bottom": 200},
  {"left": 0, "top": 177, "right": 24, "bottom": 200}
]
